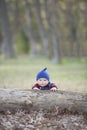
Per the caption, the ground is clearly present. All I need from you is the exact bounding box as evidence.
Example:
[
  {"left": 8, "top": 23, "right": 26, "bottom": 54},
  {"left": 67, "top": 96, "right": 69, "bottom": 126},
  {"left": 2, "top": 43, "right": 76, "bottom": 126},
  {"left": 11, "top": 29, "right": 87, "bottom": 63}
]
[
  {"left": 0, "top": 57, "right": 87, "bottom": 93},
  {"left": 0, "top": 109, "right": 87, "bottom": 130}
]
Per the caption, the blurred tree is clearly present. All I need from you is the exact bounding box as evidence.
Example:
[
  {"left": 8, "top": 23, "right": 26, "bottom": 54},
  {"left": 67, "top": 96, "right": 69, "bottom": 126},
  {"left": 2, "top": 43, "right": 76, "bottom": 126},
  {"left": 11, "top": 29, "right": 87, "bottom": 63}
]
[
  {"left": 0, "top": 0, "right": 87, "bottom": 59},
  {"left": 24, "top": 0, "right": 38, "bottom": 57},
  {"left": 13, "top": 0, "right": 21, "bottom": 34},
  {"left": 44, "top": 0, "right": 60, "bottom": 63},
  {"left": 0, "top": 0, "right": 15, "bottom": 58},
  {"left": 80, "top": 2, "right": 87, "bottom": 56},
  {"left": 33, "top": 0, "right": 49, "bottom": 57}
]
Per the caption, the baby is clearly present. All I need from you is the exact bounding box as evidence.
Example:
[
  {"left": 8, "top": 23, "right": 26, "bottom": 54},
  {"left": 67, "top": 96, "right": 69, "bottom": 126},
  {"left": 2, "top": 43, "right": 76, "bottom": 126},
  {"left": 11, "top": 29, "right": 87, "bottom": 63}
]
[{"left": 32, "top": 68, "right": 57, "bottom": 91}]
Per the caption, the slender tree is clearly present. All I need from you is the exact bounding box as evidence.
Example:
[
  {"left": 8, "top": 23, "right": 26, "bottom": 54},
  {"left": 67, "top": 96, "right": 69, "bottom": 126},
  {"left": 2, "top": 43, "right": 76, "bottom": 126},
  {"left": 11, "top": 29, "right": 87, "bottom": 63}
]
[
  {"left": 23, "top": 0, "right": 39, "bottom": 57},
  {"left": 33, "top": 0, "right": 49, "bottom": 57},
  {"left": 0, "top": 0, "right": 15, "bottom": 58},
  {"left": 14, "top": 0, "right": 21, "bottom": 34},
  {"left": 46, "top": 0, "right": 60, "bottom": 63}
]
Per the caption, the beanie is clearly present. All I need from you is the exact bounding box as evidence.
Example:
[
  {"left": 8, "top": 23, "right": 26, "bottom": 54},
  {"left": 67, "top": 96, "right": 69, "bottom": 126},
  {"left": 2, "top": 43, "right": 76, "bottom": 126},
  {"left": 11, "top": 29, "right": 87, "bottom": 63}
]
[{"left": 36, "top": 68, "right": 50, "bottom": 81}]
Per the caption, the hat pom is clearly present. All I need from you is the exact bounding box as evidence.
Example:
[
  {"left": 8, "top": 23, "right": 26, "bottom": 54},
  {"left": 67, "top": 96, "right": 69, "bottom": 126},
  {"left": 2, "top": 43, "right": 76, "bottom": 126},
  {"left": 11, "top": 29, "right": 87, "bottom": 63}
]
[{"left": 36, "top": 68, "right": 50, "bottom": 81}]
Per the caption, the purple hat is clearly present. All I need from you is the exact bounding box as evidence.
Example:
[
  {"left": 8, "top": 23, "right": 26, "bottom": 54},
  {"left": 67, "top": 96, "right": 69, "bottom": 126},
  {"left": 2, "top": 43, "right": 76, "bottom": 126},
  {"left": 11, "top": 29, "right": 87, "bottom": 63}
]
[{"left": 36, "top": 68, "right": 50, "bottom": 81}]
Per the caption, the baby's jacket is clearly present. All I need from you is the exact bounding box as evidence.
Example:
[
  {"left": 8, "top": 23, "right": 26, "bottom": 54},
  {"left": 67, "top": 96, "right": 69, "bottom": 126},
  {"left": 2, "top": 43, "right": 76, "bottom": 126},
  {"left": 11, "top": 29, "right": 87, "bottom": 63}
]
[{"left": 32, "top": 82, "right": 57, "bottom": 90}]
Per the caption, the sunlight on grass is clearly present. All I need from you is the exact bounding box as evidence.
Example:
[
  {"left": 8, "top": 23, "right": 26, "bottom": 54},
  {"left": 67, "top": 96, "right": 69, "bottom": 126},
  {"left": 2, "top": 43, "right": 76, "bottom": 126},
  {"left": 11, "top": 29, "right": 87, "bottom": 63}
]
[{"left": 0, "top": 57, "right": 87, "bottom": 93}]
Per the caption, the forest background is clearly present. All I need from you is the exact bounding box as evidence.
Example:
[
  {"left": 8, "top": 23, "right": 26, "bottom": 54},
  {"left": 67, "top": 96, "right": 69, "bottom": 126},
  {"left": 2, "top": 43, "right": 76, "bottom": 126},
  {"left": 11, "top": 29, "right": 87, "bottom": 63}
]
[{"left": 0, "top": 0, "right": 87, "bottom": 92}]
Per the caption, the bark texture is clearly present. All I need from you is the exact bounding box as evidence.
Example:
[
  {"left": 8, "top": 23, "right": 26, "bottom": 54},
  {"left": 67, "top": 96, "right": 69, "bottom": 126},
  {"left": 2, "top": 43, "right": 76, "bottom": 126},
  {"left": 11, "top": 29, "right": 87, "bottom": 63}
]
[
  {"left": 0, "top": 89, "right": 87, "bottom": 114},
  {"left": 0, "top": 0, "right": 15, "bottom": 58}
]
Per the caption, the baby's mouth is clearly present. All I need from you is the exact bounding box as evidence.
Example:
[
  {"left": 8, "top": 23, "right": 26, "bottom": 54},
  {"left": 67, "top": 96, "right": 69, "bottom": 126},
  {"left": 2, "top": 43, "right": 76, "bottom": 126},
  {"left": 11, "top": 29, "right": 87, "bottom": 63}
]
[{"left": 41, "top": 84, "right": 44, "bottom": 86}]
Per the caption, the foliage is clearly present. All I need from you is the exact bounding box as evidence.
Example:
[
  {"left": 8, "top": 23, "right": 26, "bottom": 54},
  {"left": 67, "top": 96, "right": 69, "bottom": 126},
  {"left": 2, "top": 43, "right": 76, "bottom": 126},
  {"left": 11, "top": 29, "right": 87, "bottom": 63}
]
[
  {"left": 0, "top": 0, "right": 87, "bottom": 59},
  {"left": 15, "top": 31, "right": 29, "bottom": 54}
]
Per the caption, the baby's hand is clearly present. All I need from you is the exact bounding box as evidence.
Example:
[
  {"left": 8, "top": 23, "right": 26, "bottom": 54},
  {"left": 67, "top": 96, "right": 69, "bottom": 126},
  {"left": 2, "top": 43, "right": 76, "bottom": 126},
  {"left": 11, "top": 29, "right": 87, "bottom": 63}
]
[
  {"left": 50, "top": 87, "right": 57, "bottom": 91},
  {"left": 33, "top": 87, "right": 40, "bottom": 90}
]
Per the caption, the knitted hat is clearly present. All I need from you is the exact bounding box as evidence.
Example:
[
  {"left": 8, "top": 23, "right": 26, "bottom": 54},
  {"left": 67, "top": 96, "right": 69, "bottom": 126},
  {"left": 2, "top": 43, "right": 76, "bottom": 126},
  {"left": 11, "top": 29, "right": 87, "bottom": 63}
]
[{"left": 36, "top": 68, "right": 50, "bottom": 81}]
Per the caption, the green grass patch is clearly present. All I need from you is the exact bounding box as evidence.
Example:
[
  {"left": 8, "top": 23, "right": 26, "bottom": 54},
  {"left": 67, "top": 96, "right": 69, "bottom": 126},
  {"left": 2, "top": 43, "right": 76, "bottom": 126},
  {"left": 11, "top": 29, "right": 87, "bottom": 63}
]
[{"left": 0, "top": 57, "right": 87, "bottom": 93}]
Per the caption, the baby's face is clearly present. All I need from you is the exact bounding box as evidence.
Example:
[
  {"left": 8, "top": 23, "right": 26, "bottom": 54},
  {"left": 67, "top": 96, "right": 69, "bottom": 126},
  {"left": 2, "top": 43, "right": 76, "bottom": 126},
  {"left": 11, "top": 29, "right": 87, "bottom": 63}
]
[{"left": 37, "top": 78, "right": 49, "bottom": 87}]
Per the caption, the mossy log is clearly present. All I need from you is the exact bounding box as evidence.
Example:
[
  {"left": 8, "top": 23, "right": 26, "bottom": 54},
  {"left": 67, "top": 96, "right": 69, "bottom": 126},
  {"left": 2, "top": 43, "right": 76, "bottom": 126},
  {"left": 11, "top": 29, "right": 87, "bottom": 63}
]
[{"left": 0, "top": 89, "right": 87, "bottom": 114}]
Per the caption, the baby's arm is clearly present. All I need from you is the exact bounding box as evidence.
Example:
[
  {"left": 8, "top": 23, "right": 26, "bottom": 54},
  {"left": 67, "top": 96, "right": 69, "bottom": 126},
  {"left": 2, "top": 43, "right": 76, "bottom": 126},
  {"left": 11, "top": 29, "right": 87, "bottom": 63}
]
[
  {"left": 50, "top": 83, "right": 58, "bottom": 91},
  {"left": 33, "top": 87, "right": 39, "bottom": 90},
  {"left": 32, "top": 83, "right": 40, "bottom": 90},
  {"left": 50, "top": 87, "right": 57, "bottom": 91}
]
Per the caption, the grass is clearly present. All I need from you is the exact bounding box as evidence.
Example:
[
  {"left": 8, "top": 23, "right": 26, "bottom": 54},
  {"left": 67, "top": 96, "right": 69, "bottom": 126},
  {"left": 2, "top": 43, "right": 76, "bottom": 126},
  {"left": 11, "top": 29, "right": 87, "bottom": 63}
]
[{"left": 0, "top": 57, "right": 87, "bottom": 93}]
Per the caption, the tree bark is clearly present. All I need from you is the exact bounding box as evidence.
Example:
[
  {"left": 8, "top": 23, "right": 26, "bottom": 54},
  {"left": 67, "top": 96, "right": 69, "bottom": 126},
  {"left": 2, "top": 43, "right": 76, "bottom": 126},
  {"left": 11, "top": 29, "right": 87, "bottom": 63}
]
[
  {"left": 33, "top": 0, "right": 49, "bottom": 57},
  {"left": 0, "top": 0, "right": 15, "bottom": 58},
  {"left": 46, "top": 0, "right": 60, "bottom": 63},
  {"left": 14, "top": 0, "right": 21, "bottom": 34},
  {"left": 0, "top": 89, "right": 87, "bottom": 114},
  {"left": 24, "top": 0, "right": 38, "bottom": 57}
]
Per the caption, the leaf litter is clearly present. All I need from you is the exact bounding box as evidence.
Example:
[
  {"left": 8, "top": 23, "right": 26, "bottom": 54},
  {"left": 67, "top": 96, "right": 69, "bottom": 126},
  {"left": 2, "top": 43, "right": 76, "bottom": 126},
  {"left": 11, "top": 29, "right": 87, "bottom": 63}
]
[{"left": 0, "top": 107, "right": 87, "bottom": 130}]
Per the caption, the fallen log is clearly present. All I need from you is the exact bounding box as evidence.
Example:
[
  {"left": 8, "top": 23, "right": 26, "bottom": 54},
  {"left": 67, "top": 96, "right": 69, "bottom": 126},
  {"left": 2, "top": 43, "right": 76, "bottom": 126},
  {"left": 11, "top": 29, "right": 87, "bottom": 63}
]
[{"left": 0, "top": 88, "right": 87, "bottom": 114}]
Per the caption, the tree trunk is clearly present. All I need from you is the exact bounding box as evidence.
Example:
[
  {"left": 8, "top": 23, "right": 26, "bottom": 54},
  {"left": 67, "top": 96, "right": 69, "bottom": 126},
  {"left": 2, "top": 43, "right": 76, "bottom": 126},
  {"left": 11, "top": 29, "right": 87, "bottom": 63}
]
[
  {"left": 46, "top": 0, "right": 60, "bottom": 63},
  {"left": 24, "top": 0, "right": 38, "bottom": 57},
  {"left": 0, "top": 89, "right": 87, "bottom": 114},
  {"left": 65, "top": 2, "right": 74, "bottom": 57},
  {"left": 13, "top": 0, "right": 21, "bottom": 34},
  {"left": 0, "top": 0, "right": 15, "bottom": 58},
  {"left": 33, "top": 0, "right": 49, "bottom": 57}
]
